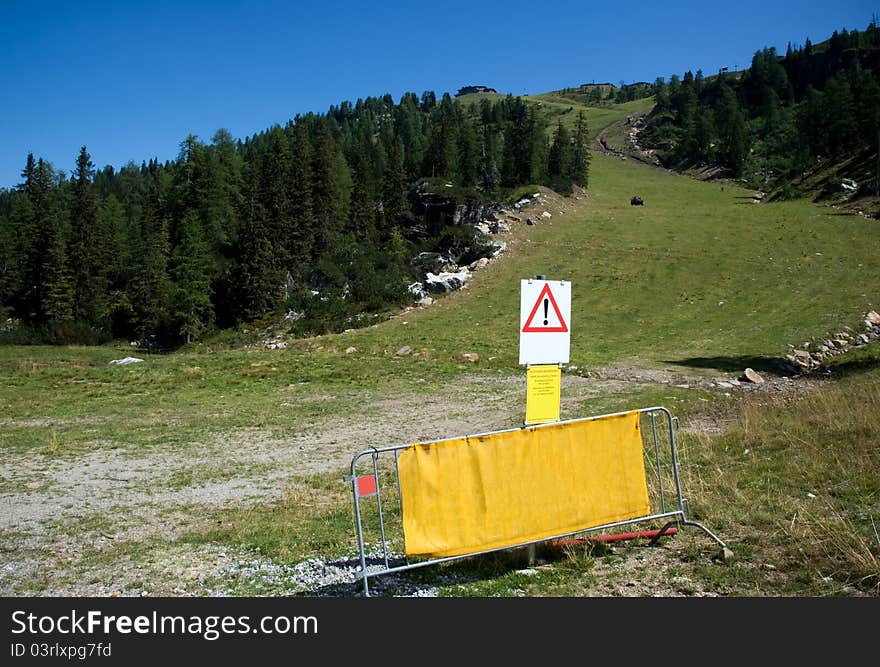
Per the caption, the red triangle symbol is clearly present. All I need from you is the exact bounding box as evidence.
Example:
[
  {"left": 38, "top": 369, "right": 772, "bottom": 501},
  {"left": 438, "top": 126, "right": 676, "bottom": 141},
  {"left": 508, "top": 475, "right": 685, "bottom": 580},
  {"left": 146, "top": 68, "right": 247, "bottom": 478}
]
[{"left": 522, "top": 283, "right": 568, "bottom": 333}]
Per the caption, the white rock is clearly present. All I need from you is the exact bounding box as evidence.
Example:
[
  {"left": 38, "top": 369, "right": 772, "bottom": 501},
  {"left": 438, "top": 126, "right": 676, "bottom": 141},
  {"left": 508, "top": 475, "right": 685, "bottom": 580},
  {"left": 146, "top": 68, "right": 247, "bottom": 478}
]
[{"left": 109, "top": 357, "right": 144, "bottom": 365}]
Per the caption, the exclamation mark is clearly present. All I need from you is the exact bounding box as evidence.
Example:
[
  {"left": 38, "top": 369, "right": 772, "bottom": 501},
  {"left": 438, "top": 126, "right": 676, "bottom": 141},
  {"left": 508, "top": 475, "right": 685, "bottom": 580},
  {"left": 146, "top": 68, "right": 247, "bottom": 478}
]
[{"left": 543, "top": 298, "right": 549, "bottom": 326}]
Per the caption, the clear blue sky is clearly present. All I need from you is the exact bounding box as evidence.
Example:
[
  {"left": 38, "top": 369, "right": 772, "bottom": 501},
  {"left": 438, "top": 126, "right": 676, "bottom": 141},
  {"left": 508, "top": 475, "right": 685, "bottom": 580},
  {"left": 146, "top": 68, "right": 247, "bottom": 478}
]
[{"left": 0, "top": 0, "right": 875, "bottom": 188}]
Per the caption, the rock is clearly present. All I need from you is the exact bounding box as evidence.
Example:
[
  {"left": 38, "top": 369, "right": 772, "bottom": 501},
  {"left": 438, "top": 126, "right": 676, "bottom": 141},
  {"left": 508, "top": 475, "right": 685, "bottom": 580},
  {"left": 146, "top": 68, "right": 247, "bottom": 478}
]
[
  {"left": 866, "top": 311, "right": 880, "bottom": 325},
  {"left": 425, "top": 270, "right": 470, "bottom": 294},
  {"left": 462, "top": 353, "right": 479, "bottom": 362},
  {"left": 832, "top": 338, "right": 849, "bottom": 349},
  {"left": 265, "top": 341, "right": 288, "bottom": 350},
  {"left": 490, "top": 241, "right": 507, "bottom": 257},
  {"left": 468, "top": 257, "right": 490, "bottom": 271},
  {"left": 345, "top": 346, "right": 358, "bottom": 354},
  {"left": 526, "top": 218, "right": 534, "bottom": 225},
  {"left": 490, "top": 221, "right": 511, "bottom": 234},
  {"left": 717, "top": 547, "right": 735, "bottom": 562},
  {"left": 514, "top": 198, "right": 531, "bottom": 208},
  {"left": 109, "top": 357, "right": 144, "bottom": 365},
  {"left": 741, "top": 368, "right": 764, "bottom": 384},
  {"left": 417, "top": 296, "right": 434, "bottom": 307},
  {"left": 793, "top": 349, "right": 811, "bottom": 360},
  {"left": 395, "top": 346, "right": 412, "bottom": 356},
  {"left": 716, "top": 381, "right": 734, "bottom": 389},
  {"left": 541, "top": 211, "right": 552, "bottom": 219},
  {"left": 858, "top": 333, "right": 870, "bottom": 344},
  {"left": 407, "top": 282, "right": 426, "bottom": 299}
]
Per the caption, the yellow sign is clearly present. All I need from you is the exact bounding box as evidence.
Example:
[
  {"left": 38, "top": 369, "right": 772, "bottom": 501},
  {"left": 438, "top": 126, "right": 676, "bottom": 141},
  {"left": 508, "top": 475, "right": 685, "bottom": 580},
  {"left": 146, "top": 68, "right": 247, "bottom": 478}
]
[
  {"left": 525, "top": 364, "right": 561, "bottom": 425},
  {"left": 397, "top": 411, "right": 650, "bottom": 558}
]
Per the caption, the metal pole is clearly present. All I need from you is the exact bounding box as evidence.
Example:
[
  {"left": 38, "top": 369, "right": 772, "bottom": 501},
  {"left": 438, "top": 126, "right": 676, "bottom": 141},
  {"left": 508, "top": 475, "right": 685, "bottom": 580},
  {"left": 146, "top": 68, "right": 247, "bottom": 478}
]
[
  {"left": 351, "top": 475, "right": 370, "bottom": 597},
  {"left": 527, "top": 274, "right": 547, "bottom": 567},
  {"left": 650, "top": 411, "right": 666, "bottom": 513},
  {"left": 372, "top": 452, "right": 390, "bottom": 570}
]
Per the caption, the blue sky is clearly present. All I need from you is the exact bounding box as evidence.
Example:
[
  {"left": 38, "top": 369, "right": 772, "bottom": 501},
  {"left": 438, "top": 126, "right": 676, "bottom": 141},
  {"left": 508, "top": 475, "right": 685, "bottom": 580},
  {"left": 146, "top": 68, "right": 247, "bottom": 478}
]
[{"left": 0, "top": 0, "right": 875, "bottom": 188}]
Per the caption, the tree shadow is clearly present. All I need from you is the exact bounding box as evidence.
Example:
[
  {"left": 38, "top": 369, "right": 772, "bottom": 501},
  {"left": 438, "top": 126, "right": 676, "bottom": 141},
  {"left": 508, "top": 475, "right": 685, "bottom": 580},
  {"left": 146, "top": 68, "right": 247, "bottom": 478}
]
[{"left": 663, "top": 355, "right": 790, "bottom": 375}]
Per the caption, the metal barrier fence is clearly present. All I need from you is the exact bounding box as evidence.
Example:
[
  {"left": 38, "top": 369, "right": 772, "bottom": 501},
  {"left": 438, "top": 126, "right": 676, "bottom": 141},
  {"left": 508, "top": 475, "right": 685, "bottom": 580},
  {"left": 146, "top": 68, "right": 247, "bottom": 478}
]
[{"left": 345, "top": 406, "right": 725, "bottom": 596}]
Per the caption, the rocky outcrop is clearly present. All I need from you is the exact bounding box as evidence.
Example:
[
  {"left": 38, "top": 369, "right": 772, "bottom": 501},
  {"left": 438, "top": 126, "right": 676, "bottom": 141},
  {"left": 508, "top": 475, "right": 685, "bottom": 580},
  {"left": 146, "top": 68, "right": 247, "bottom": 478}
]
[
  {"left": 425, "top": 270, "right": 471, "bottom": 293},
  {"left": 779, "top": 311, "right": 880, "bottom": 374}
]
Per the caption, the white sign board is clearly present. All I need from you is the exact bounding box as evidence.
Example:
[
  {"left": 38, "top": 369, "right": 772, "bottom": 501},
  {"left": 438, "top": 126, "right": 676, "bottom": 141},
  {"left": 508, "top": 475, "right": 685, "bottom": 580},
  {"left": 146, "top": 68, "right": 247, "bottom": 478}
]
[{"left": 518, "top": 279, "right": 571, "bottom": 365}]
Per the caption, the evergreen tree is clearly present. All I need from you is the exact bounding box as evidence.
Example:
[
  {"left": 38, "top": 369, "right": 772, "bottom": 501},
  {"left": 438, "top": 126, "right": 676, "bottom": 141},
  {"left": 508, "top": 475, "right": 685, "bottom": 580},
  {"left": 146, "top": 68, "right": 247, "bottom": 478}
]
[
  {"left": 381, "top": 136, "right": 408, "bottom": 232},
  {"left": 171, "top": 210, "right": 214, "bottom": 342},
  {"left": 132, "top": 181, "right": 172, "bottom": 339},
  {"left": 234, "top": 154, "right": 282, "bottom": 321},
  {"left": 456, "top": 119, "right": 479, "bottom": 187},
  {"left": 548, "top": 120, "right": 573, "bottom": 190},
  {"left": 716, "top": 86, "right": 748, "bottom": 175},
  {"left": 571, "top": 112, "right": 591, "bottom": 188},
  {"left": 310, "top": 118, "right": 344, "bottom": 260},
  {"left": 348, "top": 129, "right": 377, "bottom": 240},
  {"left": 42, "top": 204, "right": 74, "bottom": 324},
  {"left": 69, "top": 146, "right": 104, "bottom": 323},
  {"left": 288, "top": 121, "right": 316, "bottom": 267}
]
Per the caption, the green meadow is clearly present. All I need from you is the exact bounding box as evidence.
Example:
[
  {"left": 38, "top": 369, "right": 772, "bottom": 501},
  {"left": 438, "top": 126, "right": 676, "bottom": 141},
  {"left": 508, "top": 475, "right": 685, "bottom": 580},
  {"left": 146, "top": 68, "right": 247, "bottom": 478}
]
[{"left": 1, "top": 97, "right": 878, "bottom": 597}]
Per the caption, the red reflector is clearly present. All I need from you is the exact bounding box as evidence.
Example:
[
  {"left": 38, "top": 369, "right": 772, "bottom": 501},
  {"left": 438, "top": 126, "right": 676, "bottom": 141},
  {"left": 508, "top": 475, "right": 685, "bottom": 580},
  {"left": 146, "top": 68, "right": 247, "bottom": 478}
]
[{"left": 356, "top": 475, "right": 378, "bottom": 497}]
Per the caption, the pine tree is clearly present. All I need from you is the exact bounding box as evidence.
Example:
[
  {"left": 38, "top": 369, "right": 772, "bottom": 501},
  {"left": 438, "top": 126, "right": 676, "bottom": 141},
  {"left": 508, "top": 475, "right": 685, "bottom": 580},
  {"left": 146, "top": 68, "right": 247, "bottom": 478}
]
[
  {"left": 42, "top": 204, "right": 74, "bottom": 323},
  {"left": 69, "top": 146, "right": 105, "bottom": 323},
  {"left": 133, "top": 181, "right": 172, "bottom": 340},
  {"left": 571, "top": 112, "right": 591, "bottom": 188},
  {"left": 171, "top": 210, "right": 214, "bottom": 342},
  {"left": 348, "top": 129, "right": 376, "bottom": 241},
  {"left": 381, "top": 136, "right": 408, "bottom": 232},
  {"left": 234, "top": 154, "right": 282, "bottom": 321},
  {"left": 548, "top": 120, "right": 573, "bottom": 191},
  {"left": 289, "top": 121, "right": 315, "bottom": 267},
  {"left": 716, "top": 86, "right": 748, "bottom": 175},
  {"left": 456, "top": 119, "right": 479, "bottom": 187},
  {"left": 310, "top": 118, "right": 344, "bottom": 260}
]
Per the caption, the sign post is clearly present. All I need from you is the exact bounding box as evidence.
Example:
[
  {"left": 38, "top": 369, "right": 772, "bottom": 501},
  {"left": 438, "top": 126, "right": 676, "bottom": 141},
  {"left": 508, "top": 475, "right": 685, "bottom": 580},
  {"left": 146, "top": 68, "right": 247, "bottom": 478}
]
[{"left": 519, "top": 277, "right": 571, "bottom": 565}]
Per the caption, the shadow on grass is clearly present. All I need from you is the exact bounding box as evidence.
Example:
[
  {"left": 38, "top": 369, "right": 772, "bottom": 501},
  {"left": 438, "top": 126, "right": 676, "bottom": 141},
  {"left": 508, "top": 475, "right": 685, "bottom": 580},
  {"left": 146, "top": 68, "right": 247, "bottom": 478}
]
[
  {"left": 292, "top": 545, "right": 580, "bottom": 597},
  {"left": 663, "top": 355, "right": 789, "bottom": 375},
  {"left": 827, "top": 355, "right": 880, "bottom": 377}
]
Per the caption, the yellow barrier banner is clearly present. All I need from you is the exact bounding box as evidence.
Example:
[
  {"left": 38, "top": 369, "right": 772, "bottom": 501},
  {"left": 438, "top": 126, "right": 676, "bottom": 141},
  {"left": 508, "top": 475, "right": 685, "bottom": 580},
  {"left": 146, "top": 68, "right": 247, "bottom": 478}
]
[{"left": 398, "top": 411, "right": 650, "bottom": 558}]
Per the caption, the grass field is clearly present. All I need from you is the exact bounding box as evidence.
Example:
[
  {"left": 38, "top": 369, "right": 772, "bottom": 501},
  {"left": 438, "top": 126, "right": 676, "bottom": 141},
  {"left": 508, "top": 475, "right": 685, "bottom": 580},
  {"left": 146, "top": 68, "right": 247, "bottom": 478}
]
[{"left": 1, "top": 95, "right": 878, "bottom": 597}]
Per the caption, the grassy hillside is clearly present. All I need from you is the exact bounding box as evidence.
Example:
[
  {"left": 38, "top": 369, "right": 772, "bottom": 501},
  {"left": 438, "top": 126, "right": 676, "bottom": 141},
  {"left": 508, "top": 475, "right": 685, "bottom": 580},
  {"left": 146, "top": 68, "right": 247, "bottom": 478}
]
[
  {"left": 336, "top": 152, "right": 880, "bottom": 370},
  {"left": 1, "top": 95, "right": 878, "bottom": 597}
]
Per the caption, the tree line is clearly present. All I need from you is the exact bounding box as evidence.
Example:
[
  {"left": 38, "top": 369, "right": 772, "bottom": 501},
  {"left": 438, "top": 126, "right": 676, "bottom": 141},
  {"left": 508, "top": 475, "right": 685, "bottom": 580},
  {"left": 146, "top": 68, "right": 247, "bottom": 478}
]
[
  {"left": 642, "top": 22, "right": 880, "bottom": 188},
  {"left": 0, "top": 93, "right": 590, "bottom": 346}
]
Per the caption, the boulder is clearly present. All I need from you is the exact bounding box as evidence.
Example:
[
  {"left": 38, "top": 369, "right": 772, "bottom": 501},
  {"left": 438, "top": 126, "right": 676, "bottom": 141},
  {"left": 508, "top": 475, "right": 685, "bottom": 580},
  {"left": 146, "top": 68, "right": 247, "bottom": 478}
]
[
  {"left": 468, "top": 257, "right": 490, "bottom": 271},
  {"left": 866, "top": 311, "right": 880, "bottom": 325},
  {"left": 109, "top": 357, "right": 144, "bottom": 365},
  {"left": 408, "top": 282, "right": 426, "bottom": 299},
  {"left": 741, "top": 368, "right": 764, "bottom": 384},
  {"left": 345, "top": 346, "right": 358, "bottom": 354},
  {"left": 462, "top": 353, "right": 479, "bottom": 362},
  {"left": 541, "top": 211, "right": 552, "bottom": 219},
  {"left": 395, "top": 346, "right": 412, "bottom": 356},
  {"left": 425, "top": 270, "right": 471, "bottom": 294}
]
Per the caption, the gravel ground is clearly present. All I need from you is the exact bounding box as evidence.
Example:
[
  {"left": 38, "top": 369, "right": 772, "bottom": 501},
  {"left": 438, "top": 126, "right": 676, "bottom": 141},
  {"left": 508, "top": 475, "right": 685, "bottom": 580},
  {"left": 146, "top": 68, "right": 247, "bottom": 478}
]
[{"left": 1, "top": 365, "right": 822, "bottom": 597}]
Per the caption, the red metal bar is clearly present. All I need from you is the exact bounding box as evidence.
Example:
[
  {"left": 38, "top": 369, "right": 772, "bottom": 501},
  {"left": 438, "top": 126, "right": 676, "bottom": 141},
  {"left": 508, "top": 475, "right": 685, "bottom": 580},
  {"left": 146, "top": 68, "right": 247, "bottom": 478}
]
[{"left": 551, "top": 527, "right": 678, "bottom": 547}]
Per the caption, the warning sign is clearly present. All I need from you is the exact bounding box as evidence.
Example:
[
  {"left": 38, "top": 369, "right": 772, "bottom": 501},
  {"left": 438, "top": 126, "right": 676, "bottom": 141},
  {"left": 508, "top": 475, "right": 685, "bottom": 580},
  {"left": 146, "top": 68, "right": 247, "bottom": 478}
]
[
  {"left": 525, "top": 364, "right": 561, "bottom": 425},
  {"left": 519, "top": 279, "right": 571, "bottom": 365},
  {"left": 522, "top": 283, "right": 568, "bottom": 332}
]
